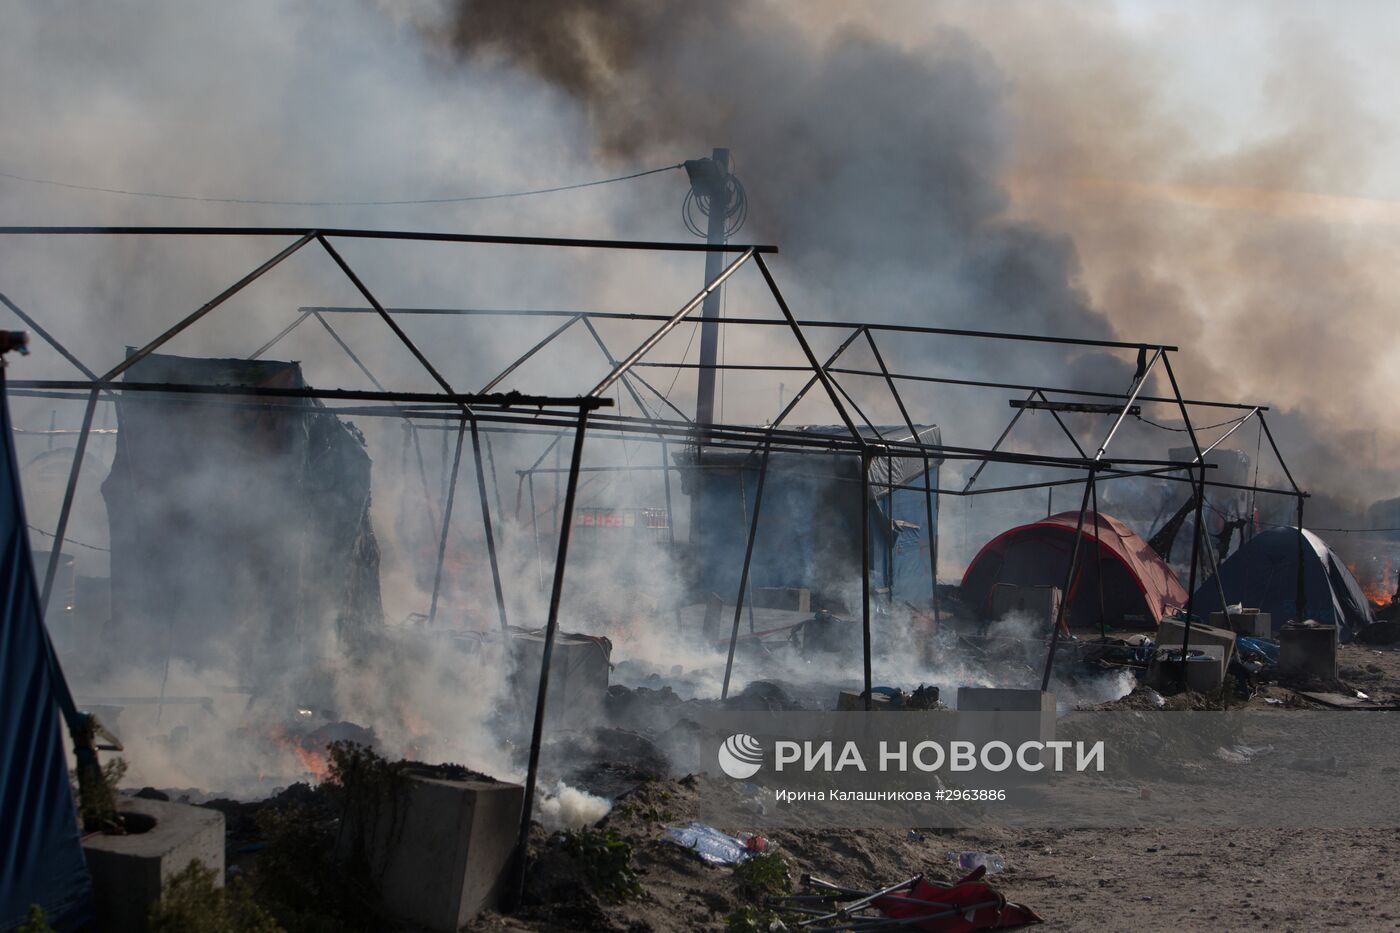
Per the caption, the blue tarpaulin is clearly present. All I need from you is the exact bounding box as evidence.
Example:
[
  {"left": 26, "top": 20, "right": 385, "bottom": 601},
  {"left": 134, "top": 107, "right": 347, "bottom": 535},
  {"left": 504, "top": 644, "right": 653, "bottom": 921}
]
[{"left": 0, "top": 369, "right": 92, "bottom": 931}]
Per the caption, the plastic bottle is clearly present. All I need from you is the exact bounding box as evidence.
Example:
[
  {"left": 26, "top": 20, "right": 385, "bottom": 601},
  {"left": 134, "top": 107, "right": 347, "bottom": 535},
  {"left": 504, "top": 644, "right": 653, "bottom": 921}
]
[{"left": 949, "top": 851, "right": 1005, "bottom": 874}]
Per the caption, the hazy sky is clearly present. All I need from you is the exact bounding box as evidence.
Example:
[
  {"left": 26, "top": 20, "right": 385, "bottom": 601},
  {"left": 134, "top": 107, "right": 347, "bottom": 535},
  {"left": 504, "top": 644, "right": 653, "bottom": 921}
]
[{"left": 2, "top": 0, "right": 1397, "bottom": 511}]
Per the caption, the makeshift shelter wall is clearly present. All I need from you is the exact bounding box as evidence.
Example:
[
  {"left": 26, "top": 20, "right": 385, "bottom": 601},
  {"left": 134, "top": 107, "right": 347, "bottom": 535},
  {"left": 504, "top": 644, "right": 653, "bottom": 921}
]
[
  {"left": 684, "top": 425, "right": 941, "bottom": 611},
  {"left": 0, "top": 376, "right": 91, "bottom": 930},
  {"left": 101, "top": 353, "right": 382, "bottom": 678}
]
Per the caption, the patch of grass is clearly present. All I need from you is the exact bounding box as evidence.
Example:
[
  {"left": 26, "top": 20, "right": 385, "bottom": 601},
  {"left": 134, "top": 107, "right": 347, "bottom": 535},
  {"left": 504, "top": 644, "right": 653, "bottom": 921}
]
[
  {"left": 733, "top": 852, "right": 791, "bottom": 901},
  {"left": 149, "top": 861, "right": 282, "bottom": 933},
  {"left": 17, "top": 905, "right": 55, "bottom": 933},
  {"left": 725, "top": 904, "right": 785, "bottom": 932},
  {"left": 71, "top": 756, "right": 127, "bottom": 832},
  {"left": 558, "top": 828, "right": 645, "bottom": 904}
]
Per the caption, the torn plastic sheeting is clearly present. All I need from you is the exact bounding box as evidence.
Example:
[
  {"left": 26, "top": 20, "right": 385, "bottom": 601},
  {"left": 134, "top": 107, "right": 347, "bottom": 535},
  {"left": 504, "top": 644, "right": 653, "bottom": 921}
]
[{"left": 664, "top": 821, "right": 751, "bottom": 865}]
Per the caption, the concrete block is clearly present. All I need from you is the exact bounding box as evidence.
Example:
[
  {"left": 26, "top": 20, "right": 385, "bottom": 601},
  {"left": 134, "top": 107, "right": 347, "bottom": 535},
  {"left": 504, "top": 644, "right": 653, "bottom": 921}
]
[
  {"left": 1147, "top": 645, "right": 1226, "bottom": 693},
  {"left": 837, "top": 690, "right": 891, "bottom": 711},
  {"left": 1280, "top": 623, "right": 1338, "bottom": 681},
  {"left": 987, "top": 584, "right": 1060, "bottom": 629},
  {"left": 956, "top": 687, "right": 1056, "bottom": 744},
  {"left": 1156, "top": 618, "right": 1236, "bottom": 668},
  {"left": 512, "top": 630, "right": 610, "bottom": 729},
  {"left": 753, "top": 587, "right": 810, "bottom": 613},
  {"left": 364, "top": 774, "right": 525, "bottom": 932},
  {"left": 82, "top": 797, "right": 225, "bottom": 933},
  {"left": 1210, "top": 610, "right": 1273, "bottom": 639}
]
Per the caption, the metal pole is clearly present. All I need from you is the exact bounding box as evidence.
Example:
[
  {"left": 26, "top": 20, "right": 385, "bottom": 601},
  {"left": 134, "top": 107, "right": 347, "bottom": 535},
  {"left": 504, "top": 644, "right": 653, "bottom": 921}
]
[
  {"left": 527, "top": 473, "right": 544, "bottom": 590},
  {"left": 1090, "top": 476, "right": 1107, "bottom": 640},
  {"left": 1178, "top": 461, "right": 1207, "bottom": 685},
  {"left": 427, "top": 415, "right": 467, "bottom": 626},
  {"left": 472, "top": 420, "right": 510, "bottom": 637},
  {"left": 1296, "top": 495, "right": 1308, "bottom": 621},
  {"left": 40, "top": 388, "right": 98, "bottom": 616},
  {"left": 514, "top": 407, "right": 590, "bottom": 904},
  {"left": 721, "top": 441, "right": 771, "bottom": 700},
  {"left": 736, "top": 471, "right": 759, "bottom": 635},
  {"left": 862, "top": 450, "right": 873, "bottom": 710},
  {"left": 1040, "top": 470, "right": 1095, "bottom": 692},
  {"left": 694, "top": 148, "right": 731, "bottom": 427}
]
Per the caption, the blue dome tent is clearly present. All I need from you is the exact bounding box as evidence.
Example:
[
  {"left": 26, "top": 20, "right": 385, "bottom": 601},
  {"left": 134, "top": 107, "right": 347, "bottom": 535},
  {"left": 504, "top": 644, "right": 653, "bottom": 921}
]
[{"left": 1191, "top": 526, "right": 1373, "bottom": 642}]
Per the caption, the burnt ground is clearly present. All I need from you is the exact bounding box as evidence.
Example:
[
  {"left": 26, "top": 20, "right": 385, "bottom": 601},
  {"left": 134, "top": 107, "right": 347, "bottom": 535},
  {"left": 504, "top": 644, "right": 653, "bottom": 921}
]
[
  {"left": 469, "top": 643, "right": 1400, "bottom": 933},
  {"left": 160, "top": 644, "right": 1400, "bottom": 932}
]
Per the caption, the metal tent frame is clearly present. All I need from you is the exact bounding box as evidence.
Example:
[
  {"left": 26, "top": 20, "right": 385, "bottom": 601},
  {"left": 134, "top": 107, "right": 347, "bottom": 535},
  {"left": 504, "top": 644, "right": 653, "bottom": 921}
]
[{"left": 0, "top": 226, "right": 1309, "bottom": 904}]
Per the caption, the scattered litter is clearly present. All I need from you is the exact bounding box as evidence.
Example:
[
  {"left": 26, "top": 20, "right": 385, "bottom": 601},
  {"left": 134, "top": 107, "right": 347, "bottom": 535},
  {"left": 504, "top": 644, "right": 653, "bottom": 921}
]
[
  {"left": 908, "top": 830, "right": 927, "bottom": 843},
  {"left": 738, "top": 832, "right": 768, "bottom": 853},
  {"left": 949, "top": 851, "right": 1005, "bottom": 874},
  {"left": 1264, "top": 697, "right": 1284, "bottom": 705},
  {"left": 1143, "top": 686, "right": 1166, "bottom": 710},
  {"left": 768, "top": 870, "right": 1041, "bottom": 930},
  {"left": 664, "top": 821, "right": 752, "bottom": 865},
  {"left": 1215, "top": 744, "right": 1271, "bottom": 764}
]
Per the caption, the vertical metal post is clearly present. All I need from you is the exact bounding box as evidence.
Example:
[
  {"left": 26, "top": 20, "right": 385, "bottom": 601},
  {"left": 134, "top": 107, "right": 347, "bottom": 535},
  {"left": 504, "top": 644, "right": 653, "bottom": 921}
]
[
  {"left": 40, "top": 388, "right": 98, "bottom": 616},
  {"left": 861, "top": 450, "right": 873, "bottom": 710},
  {"left": 1178, "top": 462, "right": 1207, "bottom": 684},
  {"left": 1090, "top": 477, "right": 1107, "bottom": 641},
  {"left": 1040, "top": 470, "right": 1095, "bottom": 692},
  {"left": 514, "top": 407, "right": 591, "bottom": 904},
  {"left": 736, "top": 471, "right": 759, "bottom": 635},
  {"left": 721, "top": 441, "right": 771, "bottom": 700},
  {"left": 472, "top": 420, "right": 510, "bottom": 636},
  {"left": 1296, "top": 495, "right": 1308, "bottom": 621},
  {"left": 427, "top": 415, "right": 467, "bottom": 627},
  {"left": 527, "top": 473, "right": 544, "bottom": 590},
  {"left": 694, "top": 148, "right": 731, "bottom": 427}
]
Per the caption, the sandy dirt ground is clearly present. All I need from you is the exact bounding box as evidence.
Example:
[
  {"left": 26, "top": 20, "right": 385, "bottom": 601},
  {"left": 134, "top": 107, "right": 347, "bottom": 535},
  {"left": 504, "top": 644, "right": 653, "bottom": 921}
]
[{"left": 467, "top": 643, "right": 1400, "bottom": 932}]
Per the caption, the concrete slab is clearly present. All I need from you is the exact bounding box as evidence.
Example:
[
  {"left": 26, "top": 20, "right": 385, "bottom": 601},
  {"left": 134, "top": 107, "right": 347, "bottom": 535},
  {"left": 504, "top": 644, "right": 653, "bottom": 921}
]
[
  {"left": 956, "top": 687, "right": 1056, "bottom": 744},
  {"left": 511, "top": 630, "right": 610, "bottom": 729},
  {"left": 1211, "top": 610, "right": 1273, "bottom": 639},
  {"left": 82, "top": 797, "right": 224, "bottom": 933},
  {"left": 363, "top": 774, "right": 525, "bottom": 932},
  {"left": 1147, "top": 645, "right": 1226, "bottom": 693},
  {"left": 987, "top": 584, "right": 1060, "bottom": 629},
  {"left": 1156, "top": 618, "right": 1237, "bottom": 668},
  {"left": 1280, "top": 623, "right": 1338, "bottom": 681}
]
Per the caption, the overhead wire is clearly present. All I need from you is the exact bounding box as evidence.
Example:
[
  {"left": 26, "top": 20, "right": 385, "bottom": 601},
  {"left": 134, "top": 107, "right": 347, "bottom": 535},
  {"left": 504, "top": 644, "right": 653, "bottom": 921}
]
[{"left": 0, "top": 162, "right": 685, "bottom": 207}]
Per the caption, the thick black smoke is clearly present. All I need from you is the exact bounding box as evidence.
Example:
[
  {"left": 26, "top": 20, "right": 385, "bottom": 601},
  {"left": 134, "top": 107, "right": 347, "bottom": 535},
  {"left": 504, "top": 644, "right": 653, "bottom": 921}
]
[{"left": 427, "top": 0, "right": 1137, "bottom": 411}]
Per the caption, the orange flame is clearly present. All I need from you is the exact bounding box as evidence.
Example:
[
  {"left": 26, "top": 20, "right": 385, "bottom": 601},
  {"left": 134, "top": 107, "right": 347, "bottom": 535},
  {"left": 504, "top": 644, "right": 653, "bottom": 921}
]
[
  {"left": 1350, "top": 557, "right": 1396, "bottom": 606},
  {"left": 267, "top": 725, "right": 330, "bottom": 783}
]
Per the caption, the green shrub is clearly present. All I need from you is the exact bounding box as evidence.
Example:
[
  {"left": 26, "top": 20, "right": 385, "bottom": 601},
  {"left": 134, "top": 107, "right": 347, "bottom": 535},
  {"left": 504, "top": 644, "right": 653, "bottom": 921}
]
[
  {"left": 558, "top": 828, "right": 644, "bottom": 904},
  {"left": 17, "top": 904, "right": 55, "bottom": 933},
  {"left": 733, "top": 852, "right": 791, "bottom": 901},
  {"left": 149, "top": 861, "right": 282, "bottom": 933}
]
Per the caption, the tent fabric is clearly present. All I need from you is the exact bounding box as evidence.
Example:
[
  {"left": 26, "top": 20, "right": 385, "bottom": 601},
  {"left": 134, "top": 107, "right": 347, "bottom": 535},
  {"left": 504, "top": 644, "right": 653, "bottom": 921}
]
[
  {"left": 1191, "top": 526, "right": 1373, "bottom": 641},
  {"left": 0, "top": 371, "right": 92, "bottom": 930},
  {"left": 960, "top": 510, "right": 1188, "bottom": 629}
]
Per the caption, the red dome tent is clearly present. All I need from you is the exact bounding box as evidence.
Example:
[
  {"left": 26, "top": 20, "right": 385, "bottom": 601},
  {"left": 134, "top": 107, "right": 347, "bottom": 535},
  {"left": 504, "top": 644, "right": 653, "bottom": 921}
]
[{"left": 961, "top": 511, "right": 1188, "bottom": 630}]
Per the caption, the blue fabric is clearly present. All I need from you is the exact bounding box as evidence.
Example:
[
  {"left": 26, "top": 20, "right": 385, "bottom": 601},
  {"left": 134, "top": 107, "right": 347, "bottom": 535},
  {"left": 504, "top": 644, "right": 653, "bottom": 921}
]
[
  {"left": 0, "top": 372, "right": 92, "bottom": 931},
  {"left": 1236, "top": 636, "right": 1280, "bottom": 665},
  {"left": 1191, "top": 527, "right": 1373, "bottom": 642}
]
